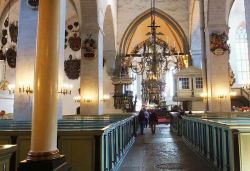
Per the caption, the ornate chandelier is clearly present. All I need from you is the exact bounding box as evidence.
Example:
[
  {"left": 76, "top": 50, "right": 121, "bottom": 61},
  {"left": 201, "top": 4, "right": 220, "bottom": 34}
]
[
  {"left": 121, "top": 0, "right": 185, "bottom": 75},
  {"left": 120, "top": 0, "right": 186, "bottom": 104}
]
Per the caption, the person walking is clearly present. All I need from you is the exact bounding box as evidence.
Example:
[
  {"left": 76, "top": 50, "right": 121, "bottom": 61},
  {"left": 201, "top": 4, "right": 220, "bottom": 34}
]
[
  {"left": 149, "top": 111, "right": 158, "bottom": 134},
  {"left": 144, "top": 109, "right": 149, "bottom": 128},
  {"left": 138, "top": 107, "right": 146, "bottom": 135}
]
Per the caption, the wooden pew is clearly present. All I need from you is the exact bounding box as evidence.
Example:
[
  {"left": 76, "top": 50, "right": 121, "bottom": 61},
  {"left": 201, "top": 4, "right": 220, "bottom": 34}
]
[
  {"left": 0, "top": 114, "right": 138, "bottom": 171},
  {"left": 181, "top": 115, "right": 250, "bottom": 171}
]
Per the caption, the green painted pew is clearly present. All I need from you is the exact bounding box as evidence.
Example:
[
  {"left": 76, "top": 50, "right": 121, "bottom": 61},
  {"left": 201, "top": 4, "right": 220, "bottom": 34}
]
[
  {"left": 0, "top": 114, "right": 138, "bottom": 171},
  {"left": 181, "top": 115, "right": 250, "bottom": 171}
]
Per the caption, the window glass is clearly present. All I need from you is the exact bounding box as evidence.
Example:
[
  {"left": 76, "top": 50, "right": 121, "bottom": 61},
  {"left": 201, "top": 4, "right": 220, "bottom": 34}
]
[
  {"left": 236, "top": 27, "right": 250, "bottom": 84},
  {"left": 179, "top": 77, "right": 189, "bottom": 89},
  {"left": 195, "top": 77, "right": 203, "bottom": 89}
]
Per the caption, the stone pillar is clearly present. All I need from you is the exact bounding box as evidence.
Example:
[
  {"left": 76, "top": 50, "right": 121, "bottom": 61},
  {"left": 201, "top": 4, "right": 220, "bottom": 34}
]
[
  {"left": 200, "top": 0, "right": 209, "bottom": 112},
  {"left": 19, "top": 0, "right": 69, "bottom": 170},
  {"left": 14, "top": 0, "right": 38, "bottom": 121},
  {"left": 205, "top": 25, "right": 231, "bottom": 112},
  {"left": 80, "top": 30, "right": 104, "bottom": 115}
]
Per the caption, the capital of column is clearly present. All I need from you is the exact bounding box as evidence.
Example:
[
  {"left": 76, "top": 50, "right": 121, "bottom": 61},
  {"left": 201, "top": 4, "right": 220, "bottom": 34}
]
[{"left": 206, "top": 24, "right": 229, "bottom": 33}]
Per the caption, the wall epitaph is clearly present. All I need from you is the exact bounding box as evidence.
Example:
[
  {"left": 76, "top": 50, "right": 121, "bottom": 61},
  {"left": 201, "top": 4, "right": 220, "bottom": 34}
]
[{"left": 210, "top": 32, "right": 229, "bottom": 56}]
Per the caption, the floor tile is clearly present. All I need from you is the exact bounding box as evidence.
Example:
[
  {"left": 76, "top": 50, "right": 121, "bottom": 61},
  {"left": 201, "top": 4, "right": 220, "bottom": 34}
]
[{"left": 119, "top": 125, "right": 215, "bottom": 171}]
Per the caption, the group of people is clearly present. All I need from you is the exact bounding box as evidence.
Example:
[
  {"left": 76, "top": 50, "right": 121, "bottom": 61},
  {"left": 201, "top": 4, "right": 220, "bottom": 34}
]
[
  {"left": 232, "top": 106, "right": 250, "bottom": 112},
  {"left": 138, "top": 107, "right": 158, "bottom": 135}
]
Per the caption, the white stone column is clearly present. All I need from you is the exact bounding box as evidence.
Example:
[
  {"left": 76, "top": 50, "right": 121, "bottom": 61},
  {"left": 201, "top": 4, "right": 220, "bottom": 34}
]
[
  {"left": 80, "top": 30, "right": 104, "bottom": 115},
  {"left": 205, "top": 25, "right": 231, "bottom": 113},
  {"left": 14, "top": 0, "right": 38, "bottom": 121},
  {"left": 28, "top": 0, "right": 65, "bottom": 159}
]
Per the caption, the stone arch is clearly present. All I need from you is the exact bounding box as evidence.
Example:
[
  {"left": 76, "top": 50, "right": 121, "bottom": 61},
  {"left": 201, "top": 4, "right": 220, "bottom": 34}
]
[
  {"left": 68, "top": 0, "right": 79, "bottom": 20},
  {"left": 119, "top": 8, "right": 190, "bottom": 56}
]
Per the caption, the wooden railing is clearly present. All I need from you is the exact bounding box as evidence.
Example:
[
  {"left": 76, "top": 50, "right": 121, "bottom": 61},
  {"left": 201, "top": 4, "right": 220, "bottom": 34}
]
[
  {"left": 0, "top": 145, "right": 16, "bottom": 171},
  {"left": 0, "top": 114, "right": 139, "bottom": 171},
  {"left": 180, "top": 116, "right": 250, "bottom": 171}
]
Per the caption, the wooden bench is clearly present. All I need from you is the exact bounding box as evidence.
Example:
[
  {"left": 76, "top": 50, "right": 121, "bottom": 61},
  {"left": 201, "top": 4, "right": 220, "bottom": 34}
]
[{"left": 0, "top": 114, "right": 138, "bottom": 171}]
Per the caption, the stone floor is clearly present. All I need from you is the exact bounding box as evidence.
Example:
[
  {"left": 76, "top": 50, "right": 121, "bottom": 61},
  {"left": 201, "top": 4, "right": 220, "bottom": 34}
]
[{"left": 120, "top": 124, "right": 215, "bottom": 171}]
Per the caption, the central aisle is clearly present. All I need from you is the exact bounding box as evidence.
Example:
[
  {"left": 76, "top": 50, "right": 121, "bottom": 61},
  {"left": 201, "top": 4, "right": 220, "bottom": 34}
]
[{"left": 120, "top": 125, "right": 214, "bottom": 171}]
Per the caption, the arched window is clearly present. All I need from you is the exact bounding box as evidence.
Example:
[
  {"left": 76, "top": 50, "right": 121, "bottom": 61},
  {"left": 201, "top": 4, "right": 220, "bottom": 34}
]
[{"left": 235, "top": 27, "right": 249, "bottom": 84}]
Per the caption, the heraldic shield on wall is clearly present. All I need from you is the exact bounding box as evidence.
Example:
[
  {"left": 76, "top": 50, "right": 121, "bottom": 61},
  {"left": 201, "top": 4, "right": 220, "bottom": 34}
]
[
  {"left": 210, "top": 32, "right": 229, "bottom": 56},
  {"left": 82, "top": 34, "right": 97, "bottom": 58}
]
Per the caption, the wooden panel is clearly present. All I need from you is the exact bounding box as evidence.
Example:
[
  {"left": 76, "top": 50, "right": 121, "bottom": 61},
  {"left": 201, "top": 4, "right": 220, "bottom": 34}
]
[
  {"left": 0, "top": 158, "right": 10, "bottom": 171},
  {"left": 0, "top": 136, "right": 11, "bottom": 145},
  {"left": 59, "top": 136, "right": 95, "bottom": 171},
  {"left": 239, "top": 133, "right": 250, "bottom": 171},
  {"left": 16, "top": 136, "right": 31, "bottom": 165}
]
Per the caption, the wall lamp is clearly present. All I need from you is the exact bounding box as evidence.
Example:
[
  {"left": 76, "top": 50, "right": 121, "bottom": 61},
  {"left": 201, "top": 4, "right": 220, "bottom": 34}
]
[
  {"left": 19, "top": 82, "right": 33, "bottom": 94},
  {"left": 218, "top": 93, "right": 226, "bottom": 99},
  {"left": 58, "top": 83, "right": 73, "bottom": 95},
  {"left": 7, "top": 84, "right": 15, "bottom": 94},
  {"left": 100, "top": 94, "right": 110, "bottom": 102},
  {"left": 73, "top": 96, "right": 81, "bottom": 103},
  {"left": 83, "top": 96, "right": 93, "bottom": 103},
  {"left": 200, "top": 92, "right": 208, "bottom": 99},
  {"left": 229, "top": 91, "right": 237, "bottom": 97}
]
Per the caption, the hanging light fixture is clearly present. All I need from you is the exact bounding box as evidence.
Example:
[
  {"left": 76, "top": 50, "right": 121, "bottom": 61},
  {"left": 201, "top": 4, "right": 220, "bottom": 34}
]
[{"left": 120, "top": 0, "right": 187, "bottom": 104}]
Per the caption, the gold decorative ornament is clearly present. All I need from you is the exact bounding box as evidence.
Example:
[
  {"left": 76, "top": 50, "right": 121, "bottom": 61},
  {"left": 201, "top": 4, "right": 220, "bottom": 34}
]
[{"left": 0, "top": 79, "right": 9, "bottom": 90}]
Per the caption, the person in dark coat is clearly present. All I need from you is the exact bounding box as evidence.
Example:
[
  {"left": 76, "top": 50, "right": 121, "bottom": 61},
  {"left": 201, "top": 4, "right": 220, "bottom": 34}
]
[
  {"left": 144, "top": 110, "right": 149, "bottom": 128},
  {"left": 149, "top": 111, "right": 158, "bottom": 134},
  {"left": 76, "top": 88, "right": 80, "bottom": 114},
  {"left": 138, "top": 107, "right": 146, "bottom": 135}
]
